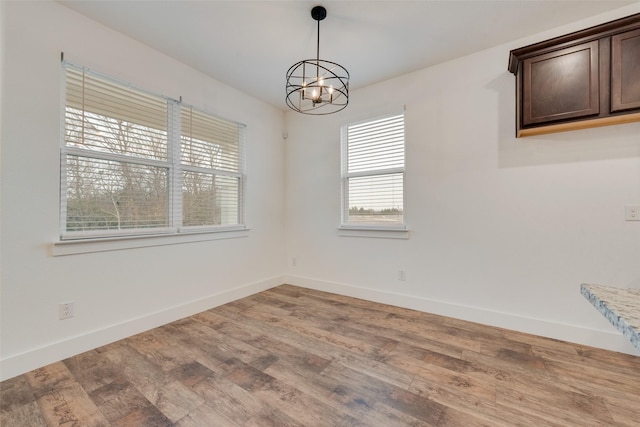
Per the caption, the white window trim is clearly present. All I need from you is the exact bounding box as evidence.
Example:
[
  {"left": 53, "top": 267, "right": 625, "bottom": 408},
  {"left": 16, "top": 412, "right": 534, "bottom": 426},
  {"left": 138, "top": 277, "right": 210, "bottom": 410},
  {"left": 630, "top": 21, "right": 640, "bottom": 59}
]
[
  {"left": 337, "top": 227, "right": 409, "bottom": 239},
  {"left": 51, "top": 227, "right": 250, "bottom": 256},
  {"left": 340, "top": 110, "right": 408, "bottom": 236},
  {"left": 59, "top": 62, "right": 247, "bottom": 248}
]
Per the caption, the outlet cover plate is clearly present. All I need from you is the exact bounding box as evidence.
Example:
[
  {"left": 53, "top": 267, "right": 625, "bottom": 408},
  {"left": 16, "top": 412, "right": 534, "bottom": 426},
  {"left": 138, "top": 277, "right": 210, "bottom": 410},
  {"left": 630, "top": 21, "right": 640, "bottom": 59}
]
[
  {"left": 625, "top": 206, "right": 640, "bottom": 221},
  {"left": 59, "top": 302, "right": 74, "bottom": 319}
]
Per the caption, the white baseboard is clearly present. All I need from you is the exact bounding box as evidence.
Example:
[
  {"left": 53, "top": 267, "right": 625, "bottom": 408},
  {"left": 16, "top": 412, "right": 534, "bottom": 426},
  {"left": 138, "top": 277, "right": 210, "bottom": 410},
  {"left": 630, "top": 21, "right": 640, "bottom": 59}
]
[
  {"left": 283, "top": 275, "right": 639, "bottom": 356},
  {"left": 0, "top": 276, "right": 283, "bottom": 381},
  {"left": 4, "top": 274, "right": 635, "bottom": 381}
]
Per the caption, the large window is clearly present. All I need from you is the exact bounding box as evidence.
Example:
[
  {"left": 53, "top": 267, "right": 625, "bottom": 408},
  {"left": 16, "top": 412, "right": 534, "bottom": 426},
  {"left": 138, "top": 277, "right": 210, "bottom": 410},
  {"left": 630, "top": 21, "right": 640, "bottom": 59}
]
[
  {"left": 341, "top": 112, "right": 406, "bottom": 229},
  {"left": 61, "top": 63, "right": 245, "bottom": 240}
]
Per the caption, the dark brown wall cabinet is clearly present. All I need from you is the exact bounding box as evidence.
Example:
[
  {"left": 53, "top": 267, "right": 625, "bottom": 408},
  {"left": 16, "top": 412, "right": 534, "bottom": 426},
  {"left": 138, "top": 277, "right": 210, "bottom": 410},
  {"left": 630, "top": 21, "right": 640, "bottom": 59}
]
[{"left": 509, "top": 13, "right": 640, "bottom": 137}]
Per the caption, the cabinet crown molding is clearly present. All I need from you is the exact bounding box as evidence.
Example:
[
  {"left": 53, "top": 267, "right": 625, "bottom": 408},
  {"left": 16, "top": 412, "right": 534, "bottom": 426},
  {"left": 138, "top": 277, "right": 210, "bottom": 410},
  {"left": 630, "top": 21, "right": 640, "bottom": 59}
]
[{"left": 509, "top": 13, "right": 640, "bottom": 75}]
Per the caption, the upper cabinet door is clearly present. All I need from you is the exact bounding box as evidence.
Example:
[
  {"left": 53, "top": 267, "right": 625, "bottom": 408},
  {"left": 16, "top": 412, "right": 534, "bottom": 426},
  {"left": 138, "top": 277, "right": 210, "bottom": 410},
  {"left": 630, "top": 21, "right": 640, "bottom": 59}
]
[
  {"left": 522, "top": 41, "right": 600, "bottom": 126},
  {"left": 611, "top": 28, "right": 640, "bottom": 112}
]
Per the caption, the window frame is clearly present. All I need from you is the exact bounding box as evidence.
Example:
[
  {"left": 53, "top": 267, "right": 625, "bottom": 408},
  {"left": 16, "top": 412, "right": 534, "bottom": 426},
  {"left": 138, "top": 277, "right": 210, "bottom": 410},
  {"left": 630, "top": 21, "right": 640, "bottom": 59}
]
[
  {"left": 340, "top": 111, "right": 407, "bottom": 233},
  {"left": 178, "top": 105, "right": 246, "bottom": 233},
  {"left": 60, "top": 62, "right": 246, "bottom": 242}
]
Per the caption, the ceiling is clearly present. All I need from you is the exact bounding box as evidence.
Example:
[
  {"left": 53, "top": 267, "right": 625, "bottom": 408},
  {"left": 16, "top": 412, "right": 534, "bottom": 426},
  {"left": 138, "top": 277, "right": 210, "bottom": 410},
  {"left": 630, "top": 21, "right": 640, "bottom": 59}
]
[{"left": 59, "top": 0, "right": 635, "bottom": 111}]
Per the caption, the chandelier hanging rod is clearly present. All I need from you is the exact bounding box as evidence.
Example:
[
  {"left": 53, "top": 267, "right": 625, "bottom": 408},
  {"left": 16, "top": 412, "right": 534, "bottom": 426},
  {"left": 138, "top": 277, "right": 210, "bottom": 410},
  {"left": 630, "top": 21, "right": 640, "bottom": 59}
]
[{"left": 312, "top": 5, "right": 325, "bottom": 62}]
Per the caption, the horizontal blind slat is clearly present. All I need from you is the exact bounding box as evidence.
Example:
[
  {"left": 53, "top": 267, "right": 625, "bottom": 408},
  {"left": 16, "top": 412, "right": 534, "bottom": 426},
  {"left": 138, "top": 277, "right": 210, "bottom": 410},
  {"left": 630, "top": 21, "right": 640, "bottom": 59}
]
[{"left": 181, "top": 106, "right": 242, "bottom": 172}]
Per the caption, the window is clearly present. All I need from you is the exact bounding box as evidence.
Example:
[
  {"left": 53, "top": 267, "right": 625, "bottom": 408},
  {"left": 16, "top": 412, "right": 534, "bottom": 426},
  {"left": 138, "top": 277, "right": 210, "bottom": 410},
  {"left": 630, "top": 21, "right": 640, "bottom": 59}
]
[
  {"left": 341, "top": 112, "right": 406, "bottom": 229},
  {"left": 61, "top": 63, "right": 245, "bottom": 240}
]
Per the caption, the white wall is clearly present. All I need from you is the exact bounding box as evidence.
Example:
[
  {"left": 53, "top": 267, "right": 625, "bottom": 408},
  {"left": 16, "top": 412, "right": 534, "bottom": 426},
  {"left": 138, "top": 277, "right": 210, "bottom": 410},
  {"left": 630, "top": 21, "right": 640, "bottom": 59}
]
[
  {"left": 0, "top": 1, "right": 286, "bottom": 380},
  {"left": 284, "top": 4, "right": 640, "bottom": 355}
]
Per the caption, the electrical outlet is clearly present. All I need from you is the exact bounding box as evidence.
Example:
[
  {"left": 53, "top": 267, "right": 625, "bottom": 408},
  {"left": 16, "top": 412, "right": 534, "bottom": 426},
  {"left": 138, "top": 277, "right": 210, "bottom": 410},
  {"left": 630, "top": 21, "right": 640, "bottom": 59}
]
[
  {"left": 59, "top": 302, "right": 74, "bottom": 320},
  {"left": 625, "top": 206, "right": 640, "bottom": 221},
  {"left": 398, "top": 270, "right": 406, "bottom": 281},
  {"left": 291, "top": 257, "right": 297, "bottom": 267}
]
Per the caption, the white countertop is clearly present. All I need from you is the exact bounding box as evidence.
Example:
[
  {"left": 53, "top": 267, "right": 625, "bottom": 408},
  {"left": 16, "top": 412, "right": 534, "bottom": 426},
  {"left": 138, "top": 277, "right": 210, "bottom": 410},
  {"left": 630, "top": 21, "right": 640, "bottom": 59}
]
[{"left": 581, "top": 283, "right": 640, "bottom": 351}]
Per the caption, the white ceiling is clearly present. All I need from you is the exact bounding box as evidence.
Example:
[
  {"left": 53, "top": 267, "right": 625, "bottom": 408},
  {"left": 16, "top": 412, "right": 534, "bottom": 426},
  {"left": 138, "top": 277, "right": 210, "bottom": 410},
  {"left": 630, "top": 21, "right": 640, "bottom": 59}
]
[{"left": 59, "top": 0, "right": 635, "bottom": 111}]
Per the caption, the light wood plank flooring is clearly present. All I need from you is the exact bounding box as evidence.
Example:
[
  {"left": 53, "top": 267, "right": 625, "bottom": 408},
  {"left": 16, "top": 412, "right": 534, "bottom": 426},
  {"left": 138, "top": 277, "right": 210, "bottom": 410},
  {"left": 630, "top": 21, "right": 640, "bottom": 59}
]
[{"left": 2, "top": 284, "right": 639, "bottom": 426}]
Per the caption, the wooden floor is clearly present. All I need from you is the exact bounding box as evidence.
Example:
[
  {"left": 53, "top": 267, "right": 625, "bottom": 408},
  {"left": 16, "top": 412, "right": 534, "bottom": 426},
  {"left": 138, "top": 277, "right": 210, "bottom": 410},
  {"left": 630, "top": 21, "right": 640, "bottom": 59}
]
[{"left": 2, "top": 285, "right": 639, "bottom": 426}]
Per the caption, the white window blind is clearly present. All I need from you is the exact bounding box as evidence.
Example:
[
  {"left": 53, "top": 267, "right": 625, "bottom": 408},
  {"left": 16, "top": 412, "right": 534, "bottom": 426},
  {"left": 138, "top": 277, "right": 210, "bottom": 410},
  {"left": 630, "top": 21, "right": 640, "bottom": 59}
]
[
  {"left": 61, "top": 63, "right": 245, "bottom": 240},
  {"left": 341, "top": 113, "right": 405, "bottom": 228},
  {"left": 180, "top": 106, "right": 244, "bottom": 228}
]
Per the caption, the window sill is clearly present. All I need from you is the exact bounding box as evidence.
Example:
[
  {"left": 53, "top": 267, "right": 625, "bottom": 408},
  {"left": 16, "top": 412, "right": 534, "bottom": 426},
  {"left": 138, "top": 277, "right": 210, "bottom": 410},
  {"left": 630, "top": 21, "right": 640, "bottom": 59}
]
[
  {"left": 337, "top": 226, "right": 409, "bottom": 239},
  {"left": 51, "top": 228, "right": 250, "bottom": 256}
]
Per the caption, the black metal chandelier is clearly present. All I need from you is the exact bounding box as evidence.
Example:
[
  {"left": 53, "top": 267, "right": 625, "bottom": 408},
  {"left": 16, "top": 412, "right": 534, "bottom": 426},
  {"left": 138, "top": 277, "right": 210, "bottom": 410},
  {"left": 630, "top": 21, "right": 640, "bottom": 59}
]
[{"left": 286, "top": 6, "right": 349, "bottom": 115}]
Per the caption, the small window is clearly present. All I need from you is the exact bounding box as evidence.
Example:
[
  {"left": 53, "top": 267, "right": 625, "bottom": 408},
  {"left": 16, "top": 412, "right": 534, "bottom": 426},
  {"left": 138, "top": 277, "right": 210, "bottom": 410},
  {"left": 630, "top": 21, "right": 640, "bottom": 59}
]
[
  {"left": 341, "top": 112, "right": 406, "bottom": 229},
  {"left": 61, "top": 63, "right": 245, "bottom": 240}
]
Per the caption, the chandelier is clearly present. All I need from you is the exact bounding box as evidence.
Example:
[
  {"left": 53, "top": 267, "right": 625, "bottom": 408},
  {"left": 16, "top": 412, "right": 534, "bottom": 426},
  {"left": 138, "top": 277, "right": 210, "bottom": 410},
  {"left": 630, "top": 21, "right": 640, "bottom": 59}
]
[{"left": 286, "top": 6, "right": 349, "bottom": 115}]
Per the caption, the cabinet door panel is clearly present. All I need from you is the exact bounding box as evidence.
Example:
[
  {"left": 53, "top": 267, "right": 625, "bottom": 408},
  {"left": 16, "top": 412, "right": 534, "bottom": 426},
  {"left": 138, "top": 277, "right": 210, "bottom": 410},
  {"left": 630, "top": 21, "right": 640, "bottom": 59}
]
[
  {"left": 611, "top": 28, "right": 640, "bottom": 112},
  {"left": 522, "top": 41, "right": 599, "bottom": 125}
]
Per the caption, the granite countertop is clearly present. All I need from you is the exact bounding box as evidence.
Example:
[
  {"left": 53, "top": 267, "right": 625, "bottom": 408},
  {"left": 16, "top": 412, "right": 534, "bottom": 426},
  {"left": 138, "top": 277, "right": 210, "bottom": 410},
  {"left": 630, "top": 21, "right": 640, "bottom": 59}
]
[{"left": 581, "top": 283, "right": 640, "bottom": 351}]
